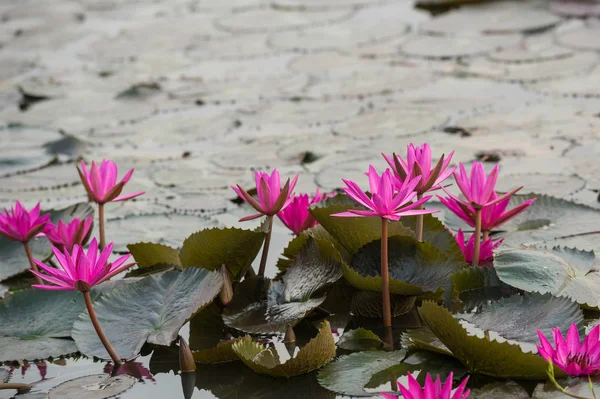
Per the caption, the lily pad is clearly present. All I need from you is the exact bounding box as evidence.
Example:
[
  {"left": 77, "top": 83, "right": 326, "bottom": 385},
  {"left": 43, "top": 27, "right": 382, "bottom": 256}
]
[
  {"left": 48, "top": 374, "right": 137, "bottom": 399},
  {"left": 495, "top": 246, "right": 600, "bottom": 308},
  {"left": 0, "top": 289, "right": 83, "bottom": 362},
  {"left": 127, "top": 242, "right": 182, "bottom": 268},
  {"left": 193, "top": 337, "right": 250, "bottom": 364},
  {"left": 223, "top": 238, "right": 342, "bottom": 333},
  {"left": 451, "top": 266, "right": 519, "bottom": 310},
  {"left": 346, "top": 235, "right": 460, "bottom": 296},
  {"left": 337, "top": 328, "right": 383, "bottom": 351},
  {"left": 72, "top": 268, "right": 223, "bottom": 359},
  {"left": 350, "top": 291, "right": 416, "bottom": 318},
  {"left": 418, "top": 301, "right": 554, "bottom": 379},
  {"left": 232, "top": 321, "right": 336, "bottom": 378},
  {"left": 400, "top": 214, "right": 464, "bottom": 263},
  {"left": 179, "top": 227, "right": 265, "bottom": 281},
  {"left": 189, "top": 302, "right": 226, "bottom": 351},
  {"left": 401, "top": 328, "right": 454, "bottom": 357}
]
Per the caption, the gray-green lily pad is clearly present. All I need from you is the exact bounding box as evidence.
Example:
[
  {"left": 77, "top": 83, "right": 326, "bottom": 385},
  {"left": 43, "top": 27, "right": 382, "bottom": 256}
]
[
  {"left": 48, "top": 374, "right": 137, "bottom": 399},
  {"left": 179, "top": 227, "right": 265, "bottom": 281},
  {"left": 495, "top": 246, "right": 600, "bottom": 308},
  {"left": 72, "top": 268, "right": 223, "bottom": 359},
  {"left": 337, "top": 328, "right": 383, "bottom": 351},
  {"left": 0, "top": 289, "right": 83, "bottom": 361},
  {"left": 451, "top": 266, "right": 519, "bottom": 310},
  {"left": 350, "top": 291, "right": 416, "bottom": 318}
]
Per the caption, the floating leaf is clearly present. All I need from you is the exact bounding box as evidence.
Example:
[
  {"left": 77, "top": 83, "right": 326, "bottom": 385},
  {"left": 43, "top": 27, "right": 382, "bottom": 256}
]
[
  {"left": 48, "top": 374, "right": 137, "bottom": 399},
  {"left": 401, "top": 328, "right": 454, "bottom": 357},
  {"left": 224, "top": 239, "right": 342, "bottom": 333},
  {"left": 0, "top": 289, "right": 82, "bottom": 361},
  {"left": 418, "top": 301, "right": 554, "bottom": 379},
  {"left": 127, "top": 242, "right": 182, "bottom": 268},
  {"left": 533, "top": 375, "right": 600, "bottom": 398},
  {"left": 350, "top": 291, "right": 416, "bottom": 318},
  {"left": 337, "top": 328, "right": 383, "bottom": 351},
  {"left": 72, "top": 268, "right": 223, "bottom": 359},
  {"left": 189, "top": 302, "right": 226, "bottom": 351},
  {"left": 345, "top": 235, "right": 460, "bottom": 296},
  {"left": 193, "top": 337, "right": 250, "bottom": 364},
  {"left": 233, "top": 321, "right": 336, "bottom": 378},
  {"left": 180, "top": 227, "right": 265, "bottom": 281},
  {"left": 400, "top": 214, "right": 464, "bottom": 263},
  {"left": 451, "top": 266, "right": 519, "bottom": 310},
  {"left": 495, "top": 246, "right": 600, "bottom": 308}
]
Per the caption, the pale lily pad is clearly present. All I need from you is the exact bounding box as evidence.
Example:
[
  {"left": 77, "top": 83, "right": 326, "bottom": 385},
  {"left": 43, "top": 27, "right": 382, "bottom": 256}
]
[
  {"left": 0, "top": 289, "right": 83, "bottom": 362},
  {"left": 48, "top": 374, "right": 137, "bottom": 399},
  {"left": 72, "top": 268, "right": 223, "bottom": 359},
  {"left": 495, "top": 246, "right": 600, "bottom": 308},
  {"left": 232, "top": 321, "right": 336, "bottom": 378},
  {"left": 336, "top": 328, "right": 383, "bottom": 351},
  {"left": 179, "top": 227, "right": 265, "bottom": 281}
]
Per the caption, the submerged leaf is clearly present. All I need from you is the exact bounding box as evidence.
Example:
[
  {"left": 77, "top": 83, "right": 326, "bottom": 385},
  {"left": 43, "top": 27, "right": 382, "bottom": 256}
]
[
  {"left": 72, "top": 268, "right": 223, "bottom": 359},
  {"left": 337, "top": 328, "right": 383, "bottom": 351},
  {"left": 233, "top": 321, "right": 336, "bottom": 378},
  {"left": 495, "top": 246, "right": 600, "bottom": 308},
  {"left": 179, "top": 227, "right": 265, "bottom": 281}
]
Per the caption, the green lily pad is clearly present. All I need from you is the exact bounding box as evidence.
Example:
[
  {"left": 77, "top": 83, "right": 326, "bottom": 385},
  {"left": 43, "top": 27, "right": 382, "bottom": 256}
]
[
  {"left": 345, "top": 235, "right": 460, "bottom": 296},
  {"left": 495, "top": 246, "right": 600, "bottom": 308},
  {"left": 401, "top": 328, "right": 454, "bottom": 357},
  {"left": 418, "top": 301, "right": 555, "bottom": 379},
  {"left": 400, "top": 214, "right": 464, "bottom": 263},
  {"left": 233, "top": 321, "right": 336, "bottom": 378},
  {"left": 127, "top": 242, "right": 182, "bottom": 268},
  {"left": 309, "top": 195, "right": 413, "bottom": 255},
  {"left": 350, "top": 291, "right": 416, "bottom": 318},
  {"left": 0, "top": 289, "right": 83, "bottom": 361},
  {"left": 193, "top": 337, "right": 249, "bottom": 364},
  {"left": 223, "top": 238, "right": 342, "bottom": 333},
  {"left": 337, "top": 328, "right": 383, "bottom": 351},
  {"left": 451, "top": 266, "right": 519, "bottom": 310},
  {"left": 179, "top": 227, "right": 265, "bottom": 281},
  {"left": 72, "top": 268, "right": 223, "bottom": 359},
  {"left": 189, "top": 302, "right": 226, "bottom": 351},
  {"left": 456, "top": 293, "right": 583, "bottom": 350}
]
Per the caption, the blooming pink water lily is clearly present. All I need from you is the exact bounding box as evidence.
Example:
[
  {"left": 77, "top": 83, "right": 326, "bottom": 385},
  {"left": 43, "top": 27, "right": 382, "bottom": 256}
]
[
  {"left": 232, "top": 169, "right": 298, "bottom": 222},
  {"left": 455, "top": 229, "right": 502, "bottom": 265},
  {"left": 537, "top": 323, "right": 600, "bottom": 376},
  {"left": 77, "top": 159, "right": 145, "bottom": 205},
  {"left": 31, "top": 238, "right": 134, "bottom": 292},
  {"left": 44, "top": 215, "right": 93, "bottom": 253},
  {"left": 0, "top": 201, "right": 50, "bottom": 243},
  {"left": 278, "top": 189, "right": 333, "bottom": 235},
  {"left": 381, "top": 372, "right": 470, "bottom": 399},
  {"left": 439, "top": 192, "right": 536, "bottom": 231},
  {"left": 445, "top": 162, "right": 522, "bottom": 210},
  {"left": 332, "top": 166, "right": 437, "bottom": 221},
  {"left": 383, "top": 143, "right": 455, "bottom": 194}
]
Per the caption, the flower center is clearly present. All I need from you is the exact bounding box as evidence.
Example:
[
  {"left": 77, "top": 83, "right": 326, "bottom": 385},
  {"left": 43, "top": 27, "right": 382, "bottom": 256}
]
[{"left": 568, "top": 353, "right": 592, "bottom": 369}]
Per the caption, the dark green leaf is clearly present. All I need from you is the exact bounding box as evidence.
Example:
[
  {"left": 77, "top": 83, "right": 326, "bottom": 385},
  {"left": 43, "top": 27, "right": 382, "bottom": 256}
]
[
  {"left": 127, "top": 242, "right": 182, "bottom": 268},
  {"left": 337, "top": 328, "right": 383, "bottom": 351},
  {"left": 350, "top": 291, "right": 416, "bottom": 318},
  {"left": 401, "top": 214, "right": 464, "bottom": 263},
  {"left": 401, "top": 328, "right": 454, "bottom": 357},
  {"left": 452, "top": 266, "right": 519, "bottom": 310},
  {"left": 189, "top": 302, "right": 226, "bottom": 351},
  {"left": 72, "top": 268, "right": 223, "bottom": 359}
]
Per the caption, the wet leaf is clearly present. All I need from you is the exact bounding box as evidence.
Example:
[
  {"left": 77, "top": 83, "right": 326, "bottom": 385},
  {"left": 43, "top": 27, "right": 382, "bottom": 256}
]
[
  {"left": 418, "top": 301, "right": 555, "bottom": 379},
  {"left": 189, "top": 302, "right": 226, "bottom": 351},
  {"left": 345, "top": 235, "right": 460, "bottom": 296},
  {"left": 533, "top": 375, "right": 600, "bottom": 398},
  {"left": 451, "top": 266, "right": 519, "bottom": 310},
  {"left": 193, "top": 337, "right": 250, "bottom": 364},
  {"left": 495, "top": 246, "right": 600, "bottom": 308},
  {"left": 233, "top": 321, "right": 336, "bottom": 378},
  {"left": 400, "top": 214, "right": 464, "bottom": 263},
  {"left": 127, "top": 242, "right": 182, "bottom": 268},
  {"left": 350, "top": 291, "right": 416, "bottom": 318},
  {"left": 48, "top": 374, "right": 137, "bottom": 399},
  {"left": 401, "top": 328, "right": 454, "bottom": 357},
  {"left": 72, "top": 268, "right": 223, "bottom": 359},
  {"left": 180, "top": 227, "right": 265, "bottom": 281},
  {"left": 0, "top": 289, "right": 83, "bottom": 361},
  {"left": 337, "top": 328, "right": 383, "bottom": 351}
]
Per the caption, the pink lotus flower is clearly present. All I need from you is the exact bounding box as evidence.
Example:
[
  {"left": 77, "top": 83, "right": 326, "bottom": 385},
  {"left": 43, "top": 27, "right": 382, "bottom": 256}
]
[
  {"left": 232, "top": 169, "right": 298, "bottom": 222},
  {"left": 332, "top": 166, "right": 437, "bottom": 221},
  {"left": 382, "top": 372, "right": 470, "bottom": 399},
  {"left": 44, "top": 216, "right": 93, "bottom": 253},
  {"left": 383, "top": 143, "right": 455, "bottom": 194},
  {"left": 31, "top": 238, "right": 134, "bottom": 292},
  {"left": 537, "top": 323, "right": 600, "bottom": 376},
  {"left": 455, "top": 229, "right": 502, "bottom": 265},
  {"left": 77, "top": 159, "right": 145, "bottom": 205},
  {"left": 0, "top": 201, "right": 50, "bottom": 243},
  {"left": 444, "top": 162, "right": 522, "bottom": 210},
  {"left": 277, "top": 189, "right": 333, "bottom": 235},
  {"left": 439, "top": 192, "right": 536, "bottom": 231}
]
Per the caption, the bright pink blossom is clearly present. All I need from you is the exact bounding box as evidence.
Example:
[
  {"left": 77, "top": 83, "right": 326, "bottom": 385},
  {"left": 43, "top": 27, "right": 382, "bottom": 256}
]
[
  {"left": 332, "top": 166, "right": 437, "bottom": 221},
  {"left": 77, "top": 159, "right": 145, "bottom": 205},
  {"left": 383, "top": 143, "right": 455, "bottom": 194},
  {"left": 0, "top": 201, "right": 50, "bottom": 243},
  {"left": 537, "top": 323, "right": 600, "bottom": 376},
  {"left": 444, "top": 162, "right": 522, "bottom": 210},
  {"left": 381, "top": 372, "right": 470, "bottom": 399},
  {"left": 439, "top": 192, "right": 536, "bottom": 231},
  {"left": 455, "top": 229, "right": 502, "bottom": 265},
  {"left": 278, "top": 189, "right": 333, "bottom": 235},
  {"left": 31, "top": 238, "right": 134, "bottom": 292},
  {"left": 44, "top": 216, "right": 93, "bottom": 253},
  {"left": 232, "top": 169, "right": 298, "bottom": 222}
]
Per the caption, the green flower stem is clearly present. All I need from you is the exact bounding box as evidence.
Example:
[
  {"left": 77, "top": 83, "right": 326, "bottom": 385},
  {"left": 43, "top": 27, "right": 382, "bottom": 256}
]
[
  {"left": 83, "top": 291, "right": 122, "bottom": 365},
  {"left": 381, "top": 218, "right": 392, "bottom": 329},
  {"left": 258, "top": 215, "right": 273, "bottom": 276},
  {"left": 23, "top": 241, "right": 42, "bottom": 285},
  {"left": 472, "top": 208, "right": 482, "bottom": 267},
  {"left": 416, "top": 193, "right": 424, "bottom": 242},
  {"left": 98, "top": 203, "right": 106, "bottom": 250}
]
